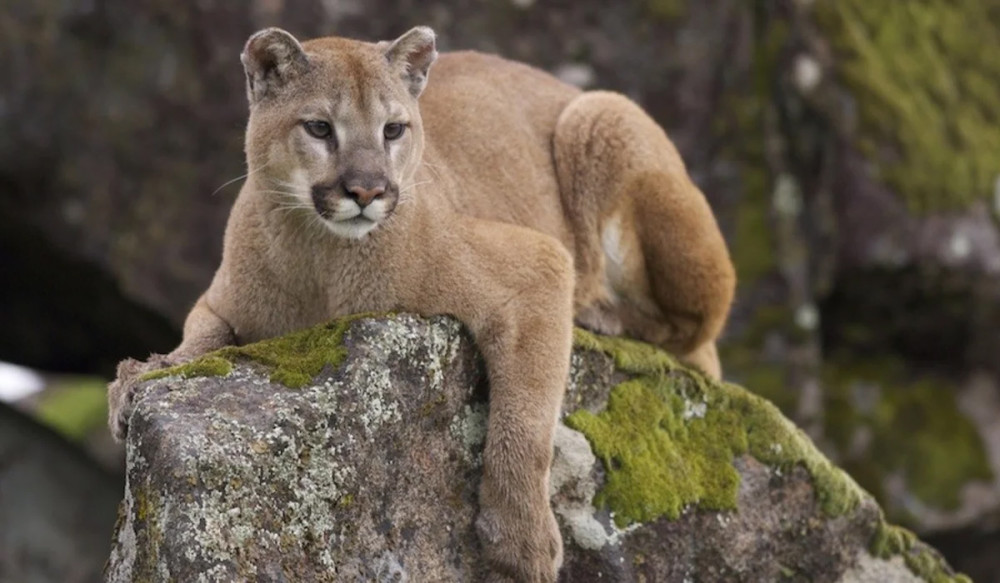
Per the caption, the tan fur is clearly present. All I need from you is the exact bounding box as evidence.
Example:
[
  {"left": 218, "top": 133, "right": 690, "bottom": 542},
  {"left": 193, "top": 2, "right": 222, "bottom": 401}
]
[{"left": 108, "top": 26, "right": 735, "bottom": 581}]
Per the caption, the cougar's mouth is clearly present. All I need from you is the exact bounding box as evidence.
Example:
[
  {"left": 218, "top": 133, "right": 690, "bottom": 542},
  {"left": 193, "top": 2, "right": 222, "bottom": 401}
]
[
  {"left": 308, "top": 181, "right": 398, "bottom": 239},
  {"left": 313, "top": 200, "right": 384, "bottom": 239}
]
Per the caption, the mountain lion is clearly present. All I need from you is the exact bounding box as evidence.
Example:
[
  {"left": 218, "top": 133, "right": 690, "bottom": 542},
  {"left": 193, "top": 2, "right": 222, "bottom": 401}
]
[{"left": 108, "top": 26, "right": 735, "bottom": 582}]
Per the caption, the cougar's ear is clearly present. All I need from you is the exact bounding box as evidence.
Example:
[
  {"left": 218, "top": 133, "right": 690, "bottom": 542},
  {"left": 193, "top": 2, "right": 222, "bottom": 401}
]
[
  {"left": 384, "top": 26, "right": 438, "bottom": 98},
  {"left": 241, "top": 28, "right": 309, "bottom": 103}
]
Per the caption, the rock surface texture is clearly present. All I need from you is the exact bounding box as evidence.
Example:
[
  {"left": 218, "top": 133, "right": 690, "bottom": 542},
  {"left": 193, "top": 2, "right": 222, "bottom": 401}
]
[{"left": 106, "top": 315, "right": 966, "bottom": 582}]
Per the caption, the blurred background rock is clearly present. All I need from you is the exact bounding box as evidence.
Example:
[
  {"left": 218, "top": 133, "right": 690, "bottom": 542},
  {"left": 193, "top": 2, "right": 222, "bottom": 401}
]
[{"left": 0, "top": 0, "right": 997, "bottom": 581}]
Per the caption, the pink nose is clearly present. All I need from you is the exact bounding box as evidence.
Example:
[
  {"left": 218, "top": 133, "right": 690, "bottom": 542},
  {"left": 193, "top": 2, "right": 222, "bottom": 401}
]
[{"left": 346, "top": 185, "right": 385, "bottom": 207}]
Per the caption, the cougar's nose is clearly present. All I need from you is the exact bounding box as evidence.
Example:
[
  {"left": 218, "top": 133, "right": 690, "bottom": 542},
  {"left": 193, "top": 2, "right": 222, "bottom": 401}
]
[{"left": 342, "top": 180, "right": 386, "bottom": 208}]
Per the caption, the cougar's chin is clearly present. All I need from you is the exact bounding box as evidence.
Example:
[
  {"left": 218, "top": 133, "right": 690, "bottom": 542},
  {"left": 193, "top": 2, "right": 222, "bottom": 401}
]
[
  {"left": 322, "top": 215, "right": 378, "bottom": 239},
  {"left": 321, "top": 199, "right": 394, "bottom": 239}
]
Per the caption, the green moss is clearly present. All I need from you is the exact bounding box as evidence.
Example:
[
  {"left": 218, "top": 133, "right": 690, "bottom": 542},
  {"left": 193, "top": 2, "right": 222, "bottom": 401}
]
[
  {"left": 566, "top": 378, "right": 744, "bottom": 525},
  {"left": 142, "top": 313, "right": 377, "bottom": 388},
  {"left": 717, "top": 14, "right": 789, "bottom": 286},
  {"left": 567, "top": 332, "right": 864, "bottom": 527},
  {"left": 570, "top": 332, "right": 971, "bottom": 580},
  {"left": 573, "top": 328, "right": 680, "bottom": 375},
  {"left": 131, "top": 483, "right": 164, "bottom": 581},
  {"left": 717, "top": 306, "right": 804, "bottom": 414},
  {"left": 644, "top": 0, "right": 685, "bottom": 21},
  {"left": 731, "top": 180, "right": 777, "bottom": 284},
  {"left": 822, "top": 357, "right": 992, "bottom": 511},
  {"left": 35, "top": 378, "right": 108, "bottom": 440},
  {"left": 142, "top": 356, "right": 233, "bottom": 382},
  {"left": 816, "top": 0, "right": 1000, "bottom": 211},
  {"left": 720, "top": 283, "right": 991, "bottom": 515},
  {"left": 870, "top": 522, "right": 972, "bottom": 583},
  {"left": 735, "top": 348, "right": 992, "bottom": 514}
]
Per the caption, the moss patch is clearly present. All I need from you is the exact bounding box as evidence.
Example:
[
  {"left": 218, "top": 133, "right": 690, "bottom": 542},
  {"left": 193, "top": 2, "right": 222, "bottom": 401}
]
[
  {"left": 36, "top": 377, "right": 108, "bottom": 440},
  {"left": 643, "top": 0, "right": 685, "bottom": 22},
  {"left": 871, "top": 522, "right": 972, "bottom": 583},
  {"left": 718, "top": 305, "right": 806, "bottom": 414},
  {"left": 570, "top": 330, "right": 970, "bottom": 580},
  {"left": 567, "top": 330, "right": 864, "bottom": 527},
  {"left": 142, "top": 313, "right": 377, "bottom": 388},
  {"left": 823, "top": 356, "right": 992, "bottom": 511},
  {"left": 816, "top": 0, "right": 1000, "bottom": 212},
  {"left": 715, "top": 12, "right": 789, "bottom": 286},
  {"left": 143, "top": 356, "right": 233, "bottom": 382}
]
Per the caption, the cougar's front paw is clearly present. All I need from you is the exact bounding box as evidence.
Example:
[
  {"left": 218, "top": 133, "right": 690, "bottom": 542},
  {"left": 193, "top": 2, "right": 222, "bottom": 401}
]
[
  {"left": 107, "top": 354, "right": 173, "bottom": 441},
  {"left": 476, "top": 491, "right": 563, "bottom": 583},
  {"left": 574, "top": 302, "right": 623, "bottom": 337}
]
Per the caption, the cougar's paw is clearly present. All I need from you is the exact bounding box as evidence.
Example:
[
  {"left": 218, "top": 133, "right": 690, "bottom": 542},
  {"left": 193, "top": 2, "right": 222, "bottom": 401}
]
[
  {"left": 476, "top": 497, "right": 563, "bottom": 583},
  {"left": 107, "top": 354, "right": 174, "bottom": 441},
  {"left": 574, "top": 302, "right": 623, "bottom": 337}
]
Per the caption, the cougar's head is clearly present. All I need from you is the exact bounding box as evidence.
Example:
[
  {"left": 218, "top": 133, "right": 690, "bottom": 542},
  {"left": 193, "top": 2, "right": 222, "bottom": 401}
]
[{"left": 241, "top": 27, "right": 437, "bottom": 239}]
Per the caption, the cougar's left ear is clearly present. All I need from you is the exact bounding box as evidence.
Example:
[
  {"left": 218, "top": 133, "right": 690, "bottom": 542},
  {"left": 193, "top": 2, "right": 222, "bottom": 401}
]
[
  {"left": 241, "top": 28, "right": 310, "bottom": 103},
  {"left": 384, "top": 26, "right": 438, "bottom": 98}
]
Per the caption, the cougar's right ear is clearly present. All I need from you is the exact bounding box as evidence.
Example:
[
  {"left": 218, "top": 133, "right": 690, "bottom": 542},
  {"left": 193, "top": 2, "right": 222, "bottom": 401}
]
[
  {"left": 241, "top": 28, "right": 309, "bottom": 103},
  {"left": 384, "top": 26, "right": 438, "bottom": 98}
]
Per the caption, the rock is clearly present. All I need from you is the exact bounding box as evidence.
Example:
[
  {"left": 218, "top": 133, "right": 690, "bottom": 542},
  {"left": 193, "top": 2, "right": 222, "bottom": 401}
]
[
  {"left": 0, "top": 402, "right": 121, "bottom": 583},
  {"left": 106, "top": 314, "right": 967, "bottom": 582}
]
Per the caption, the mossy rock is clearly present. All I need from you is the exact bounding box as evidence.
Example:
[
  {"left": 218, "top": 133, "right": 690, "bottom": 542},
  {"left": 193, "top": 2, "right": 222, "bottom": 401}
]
[
  {"left": 816, "top": 0, "right": 1000, "bottom": 212},
  {"left": 117, "top": 314, "right": 968, "bottom": 582},
  {"left": 569, "top": 330, "right": 860, "bottom": 526}
]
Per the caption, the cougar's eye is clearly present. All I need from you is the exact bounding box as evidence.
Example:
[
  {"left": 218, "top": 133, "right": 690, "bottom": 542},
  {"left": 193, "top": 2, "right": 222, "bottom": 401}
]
[
  {"left": 383, "top": 123, "right": 406, "bottom": 141},
  {"left": 303, "top": 120, "right": 333, "bottom": 140}
]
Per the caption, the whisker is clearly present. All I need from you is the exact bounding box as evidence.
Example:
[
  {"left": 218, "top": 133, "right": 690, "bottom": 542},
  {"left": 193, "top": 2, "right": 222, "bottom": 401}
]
[
  {"left": 420, "top": 161, "right": 445, "bottom": 181},
  {"left": 211, "top": 162, "right": 271, "bottom": 197},
  {"left": 398, "top": 179, "right": 433, "bottom": 196}
]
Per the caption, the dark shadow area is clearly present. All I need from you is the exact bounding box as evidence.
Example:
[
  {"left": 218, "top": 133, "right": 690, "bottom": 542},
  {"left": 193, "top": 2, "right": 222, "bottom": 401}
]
[
  {"left": 925, "top": 525, "right": 1000, "bottom": 583},
  {"left": 0, "top": 203, "right": 179, "bottom": 376},
  {"left": 819, "top": 266, "right": 982, "bottom": 373}
]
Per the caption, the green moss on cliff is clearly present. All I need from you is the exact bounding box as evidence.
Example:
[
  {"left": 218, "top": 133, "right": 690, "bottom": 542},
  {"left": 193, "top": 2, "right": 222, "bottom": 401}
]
[
  {"left": 143, "top": 356, "right": 233, "bottom": 382},
  {"left": 143, "top": 314, "right": 375, "bottom": 388},
  {"left": 722, "top": 345, "right": 992, "bottom": 517},
  {"left": 823, "top": 357, "right": 992, "bottom": 511},
  {"left": 732, "top": 180, "right": 777, "bottom": 284},
  {"left": 644, "top": 0, "right": 685, "bottom": 22},
  {"left": 719, "top": 13, "right": 788, "bottom": 285},
  {"left": 717, "top": 305, "right": 804, "bottom": 413},
  {"left": 131, "top": 483, "right": 164, "bottom": 581},
  {"left": 571, "top": 330, "right": 970, "bottom": 581},
  {"left": 816, "top": 0, "right": 1000, "bottom": 211},
  {"left": 871, "top": 522, "right": 972, "bottom": 583},
  {"left": 568, "top": 330, "right": 864, "bottom": 527}
]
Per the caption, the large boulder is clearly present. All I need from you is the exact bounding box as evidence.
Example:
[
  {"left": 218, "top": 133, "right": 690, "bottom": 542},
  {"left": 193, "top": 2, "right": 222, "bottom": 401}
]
[{"left": 106, "top": 314, "right": 966, "bottom": 582}]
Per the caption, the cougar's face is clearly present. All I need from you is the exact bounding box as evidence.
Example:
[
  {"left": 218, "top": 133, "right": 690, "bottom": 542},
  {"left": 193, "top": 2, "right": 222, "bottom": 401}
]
[{"left": 242, "top": 31, "right": 434, "bottom": 240}]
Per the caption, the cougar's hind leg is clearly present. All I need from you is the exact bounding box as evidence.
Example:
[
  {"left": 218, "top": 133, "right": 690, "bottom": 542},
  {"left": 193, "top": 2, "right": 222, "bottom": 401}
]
[{"left": 554, "top": 91, "right": 735, "bottom": 378}]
